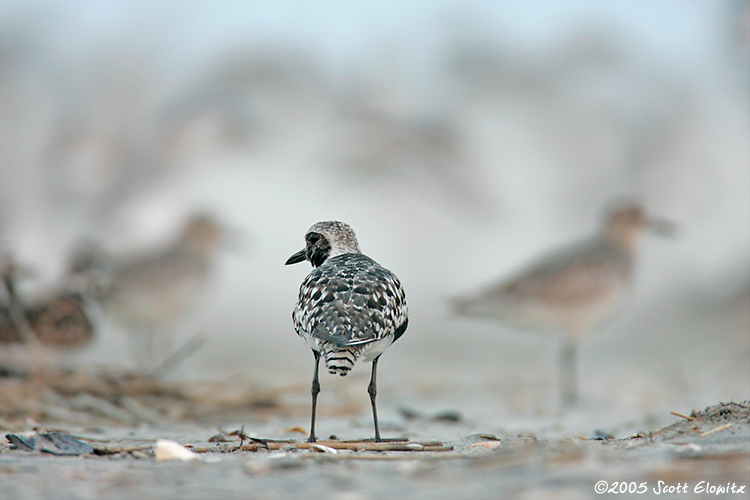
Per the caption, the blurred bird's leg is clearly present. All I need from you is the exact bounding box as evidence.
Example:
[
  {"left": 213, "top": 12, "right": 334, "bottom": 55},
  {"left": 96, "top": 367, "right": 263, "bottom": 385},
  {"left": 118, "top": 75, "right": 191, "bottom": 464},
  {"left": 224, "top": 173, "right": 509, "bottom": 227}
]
[
  {"left": 368, "top": 355, "right": 382, "bottom": 442},
  {"left": 308, "top": 350, "right": 321, "bottom": 443},
  {"left": 153, "top": 332, "right": 207, "bottom": 378},
  {"left": 131, "top": 327, "right": 158, "bottom": 373},
  {"left": 559, "top": 338, "right": 579, "bottom": 408},
  {"left": 155, "top": 327, "right": 175, "bottom": 372},
  {"left": 147, "top": 326, "right": 168, "bottom": 374}
]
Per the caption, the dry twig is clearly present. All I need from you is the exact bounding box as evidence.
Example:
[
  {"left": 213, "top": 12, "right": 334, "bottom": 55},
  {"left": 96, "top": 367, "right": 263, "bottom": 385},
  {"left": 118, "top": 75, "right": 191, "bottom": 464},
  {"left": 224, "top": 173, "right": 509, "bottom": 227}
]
[
  {"left": 237, "top": 439, "right": 452, "bottom": 452},
  {"left": 670, "top": 411, "right": 695, "bottom": 421},
  {"left": 699, "top": 423, "right": 733, "bottom": 438}
]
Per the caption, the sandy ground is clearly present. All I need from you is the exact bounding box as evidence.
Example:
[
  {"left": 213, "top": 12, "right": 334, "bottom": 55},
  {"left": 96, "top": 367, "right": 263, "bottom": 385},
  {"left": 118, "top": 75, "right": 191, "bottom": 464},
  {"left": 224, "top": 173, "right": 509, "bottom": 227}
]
[{"left": 0, "top": 363, "right": 748, "bottom": 500}]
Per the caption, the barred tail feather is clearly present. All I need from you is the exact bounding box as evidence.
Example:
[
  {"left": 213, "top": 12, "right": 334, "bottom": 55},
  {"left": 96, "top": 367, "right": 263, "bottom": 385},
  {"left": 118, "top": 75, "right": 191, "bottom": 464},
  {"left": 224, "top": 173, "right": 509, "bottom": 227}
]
[{"left": 324, "top": 346, "right": 362, "bottom": 376}]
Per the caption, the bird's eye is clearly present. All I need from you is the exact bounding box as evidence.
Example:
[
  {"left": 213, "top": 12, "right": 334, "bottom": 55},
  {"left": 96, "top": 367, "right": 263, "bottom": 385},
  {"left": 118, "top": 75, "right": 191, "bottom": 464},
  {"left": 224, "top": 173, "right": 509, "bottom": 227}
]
[{"left": 308, "top": 233, "right": 321, "bottom": 243}]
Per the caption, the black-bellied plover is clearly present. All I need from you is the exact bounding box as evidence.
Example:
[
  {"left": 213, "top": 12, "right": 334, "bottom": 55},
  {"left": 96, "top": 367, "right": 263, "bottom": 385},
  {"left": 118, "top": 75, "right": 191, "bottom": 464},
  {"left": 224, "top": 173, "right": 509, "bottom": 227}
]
[
  {"left": 71, "top": 213, "right": 224, "bottom": 369},
  {"left": 453, "top": 204, "right": 673, "bottom": 407},
  {"left": 286, "top": 221, "right": 408, "bottom": 442}
]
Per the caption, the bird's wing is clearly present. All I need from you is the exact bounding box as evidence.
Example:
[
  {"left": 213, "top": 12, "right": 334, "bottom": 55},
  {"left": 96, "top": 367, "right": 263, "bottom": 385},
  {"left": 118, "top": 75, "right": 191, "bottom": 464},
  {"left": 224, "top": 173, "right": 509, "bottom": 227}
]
[
  {"left": 309, "top": 280, "right": 383, "bottom": 347},
  {"left": 301, "top": 255, "right": 406, "bottom": 347},
  {"left": 496, "top": 241, "right": 630, "bottom": 305}
]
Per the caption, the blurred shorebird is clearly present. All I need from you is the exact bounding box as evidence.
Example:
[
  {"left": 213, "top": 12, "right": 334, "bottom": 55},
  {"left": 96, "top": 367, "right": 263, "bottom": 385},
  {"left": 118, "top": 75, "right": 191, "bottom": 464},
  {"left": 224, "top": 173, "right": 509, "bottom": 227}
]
[
  {"left": 453, "top": 204, "right": 674, "bottom": 407},
  {"left": 1, "top": 254, "right": 93, "bottom": 355},
  {"left": 0, "top": 294, "right": 94, "bottom": 348},
  {"left": 286, "top": 221, "right": 408, "bottom": 442},
  {"left": 72, "top": 213, "right": 224, "bottom": 369}
]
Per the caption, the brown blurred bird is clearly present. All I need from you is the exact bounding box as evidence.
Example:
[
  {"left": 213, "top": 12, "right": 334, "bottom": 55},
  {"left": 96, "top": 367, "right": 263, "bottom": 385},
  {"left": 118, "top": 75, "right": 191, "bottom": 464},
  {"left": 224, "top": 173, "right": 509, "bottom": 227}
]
[
  {"left": 1, "top": 255, "right": 93, "bottom": 349},
  {"left": 0, "top": 295, "right": 94, "bottom": 348},
  {"left": 73, "top": 213, "right": 224, "bottom": 369},
  {"left": 453, "top": 204, "right": 674, "bottom": 407}
]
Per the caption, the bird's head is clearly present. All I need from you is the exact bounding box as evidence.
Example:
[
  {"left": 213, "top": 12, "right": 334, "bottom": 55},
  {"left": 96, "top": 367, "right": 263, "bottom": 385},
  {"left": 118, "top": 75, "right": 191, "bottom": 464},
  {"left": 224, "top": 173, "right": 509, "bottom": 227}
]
[
  {"left": 603, "top": 203, "right": 675, "bottom": 249},
  {"left": 286, "top": 221, "right": 361, "bottom": 268}
]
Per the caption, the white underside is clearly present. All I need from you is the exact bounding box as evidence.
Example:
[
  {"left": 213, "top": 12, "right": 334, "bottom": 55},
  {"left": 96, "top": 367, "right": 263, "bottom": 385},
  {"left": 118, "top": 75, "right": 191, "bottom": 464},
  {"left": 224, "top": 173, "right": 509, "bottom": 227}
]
[
  {"left": 302, "top": 332, "right": 394, "bottom": 363},
  {"left": 359, "top": 336, "right": 394, "bottom": 362}
]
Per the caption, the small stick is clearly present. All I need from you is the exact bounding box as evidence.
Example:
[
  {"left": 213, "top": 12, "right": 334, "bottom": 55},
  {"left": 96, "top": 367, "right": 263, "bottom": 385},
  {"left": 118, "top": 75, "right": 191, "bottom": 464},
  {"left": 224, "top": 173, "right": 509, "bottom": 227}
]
[
  {"left": 671, "top": 411, "right": 695, "bottom": 421},
  {"left": 189, "top": 446, "right": 212, "bottom": 453},
  {"left": 649, "top": 428, "right": 668, "bottom": 438},
  {"left": 231, "top": 442, "right": 454, "bottom": 453},
  {"left": 699, "top": 423, "right": 732, "bottom": 437},
  {"left": 300, "top": 451, "right": 459, "bottom": 460},
  {"left": 152, "top": 332, "right": 207, "bottom": 377},
  {"left": 94, "top": 445, "right": 153, "bottom": 455},
  {"left": 274, "top": 441, "right": 449, "bottom": 452}
]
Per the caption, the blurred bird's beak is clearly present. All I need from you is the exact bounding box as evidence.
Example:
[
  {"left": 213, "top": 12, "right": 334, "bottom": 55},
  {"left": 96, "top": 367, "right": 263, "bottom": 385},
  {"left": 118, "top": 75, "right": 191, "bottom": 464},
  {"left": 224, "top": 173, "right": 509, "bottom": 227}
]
[
  {"left": 222, "top": 226, "right": 252, "bottom": 254},
  {"left": 649, "top": 218, "right": 678, "bottom": 238},
  {"left": 285, "top": 249, "right": 307, "bottom": 265}
]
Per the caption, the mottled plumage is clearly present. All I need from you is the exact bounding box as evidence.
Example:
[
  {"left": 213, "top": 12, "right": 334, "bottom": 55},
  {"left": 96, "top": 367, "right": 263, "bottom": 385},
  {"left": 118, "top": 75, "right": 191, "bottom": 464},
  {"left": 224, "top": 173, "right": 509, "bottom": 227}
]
[
  {"left": 293, "top": 253, "right": 407, "bottom": 375},
  {"left": 286, "top": 221, "right": 408, "bottom": 442}
]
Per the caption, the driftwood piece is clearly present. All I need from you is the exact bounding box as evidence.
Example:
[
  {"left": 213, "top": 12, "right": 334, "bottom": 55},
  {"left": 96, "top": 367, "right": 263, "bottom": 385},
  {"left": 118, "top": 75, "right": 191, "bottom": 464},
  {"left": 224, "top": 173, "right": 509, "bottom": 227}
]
[{"left": 232, "top": 439, "right": 453, "bottom": 453}]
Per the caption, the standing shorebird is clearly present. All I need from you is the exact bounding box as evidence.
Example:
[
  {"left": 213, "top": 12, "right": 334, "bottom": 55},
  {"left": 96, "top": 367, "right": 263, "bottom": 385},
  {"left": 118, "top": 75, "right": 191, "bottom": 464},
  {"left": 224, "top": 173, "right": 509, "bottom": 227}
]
[
  {"left": 71, "top": 213, "right": 224, "bottom": 369},
  {"left": 286, "top": 221, "right": 408, "bottom": 442},
  {"left": 453, "top": 204, "right": 673, "bottom": 407}
]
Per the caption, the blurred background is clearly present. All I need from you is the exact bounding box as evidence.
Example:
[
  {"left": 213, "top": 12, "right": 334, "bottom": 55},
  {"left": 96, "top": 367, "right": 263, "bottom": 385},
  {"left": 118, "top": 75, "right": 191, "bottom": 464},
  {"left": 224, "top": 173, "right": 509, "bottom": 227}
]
[{"left": 1, "top": 1, "right": 748, "bottom": 434}]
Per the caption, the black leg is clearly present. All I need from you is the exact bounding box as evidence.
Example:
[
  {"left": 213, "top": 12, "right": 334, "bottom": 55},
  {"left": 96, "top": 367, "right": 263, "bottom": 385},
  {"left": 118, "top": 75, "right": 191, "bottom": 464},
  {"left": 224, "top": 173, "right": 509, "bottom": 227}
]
[
  {"left": 308, "top": 350, "right": 321, "bottom": 443},
  {"left": 368, "top": 355, "right": 382, "bottom": 442}
]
